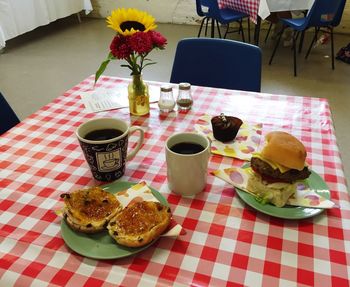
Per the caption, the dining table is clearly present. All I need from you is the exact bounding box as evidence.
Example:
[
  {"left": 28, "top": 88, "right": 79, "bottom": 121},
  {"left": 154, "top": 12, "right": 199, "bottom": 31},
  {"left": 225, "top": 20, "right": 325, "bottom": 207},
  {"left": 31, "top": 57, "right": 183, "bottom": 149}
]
[
  {"left": 1, "top": 75, "right": 350, "bottom": 287},
  {"left": 218, "top": 0, "right": 315, "bottom": 45}
]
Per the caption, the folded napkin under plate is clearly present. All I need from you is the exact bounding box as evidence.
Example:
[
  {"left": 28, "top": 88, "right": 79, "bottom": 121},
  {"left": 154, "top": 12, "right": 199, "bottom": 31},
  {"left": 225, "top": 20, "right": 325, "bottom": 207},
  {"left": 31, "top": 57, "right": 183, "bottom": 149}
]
[
  {"left": 212, "top": 167, "right": 335, "bottom": 209},
  {"left": 194, "top": 114, "right": 262, "bottom": 161}
]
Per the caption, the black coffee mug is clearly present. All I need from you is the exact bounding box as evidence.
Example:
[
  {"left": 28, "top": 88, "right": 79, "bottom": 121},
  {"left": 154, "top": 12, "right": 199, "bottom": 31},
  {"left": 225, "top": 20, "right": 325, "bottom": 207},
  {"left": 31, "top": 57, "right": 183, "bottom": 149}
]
[{"left": 76, "top": 118, "right": 144, "bottom": 182}]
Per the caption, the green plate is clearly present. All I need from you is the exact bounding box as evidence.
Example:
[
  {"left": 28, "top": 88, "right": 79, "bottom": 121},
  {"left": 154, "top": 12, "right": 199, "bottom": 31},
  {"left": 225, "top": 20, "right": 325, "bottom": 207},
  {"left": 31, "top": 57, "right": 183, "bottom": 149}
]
[
  {"left": 235, "top": 170, "right": 330, "bottom": 219},
  {"left": 61, "top": 181, "right": 168, "bottom": 259}
]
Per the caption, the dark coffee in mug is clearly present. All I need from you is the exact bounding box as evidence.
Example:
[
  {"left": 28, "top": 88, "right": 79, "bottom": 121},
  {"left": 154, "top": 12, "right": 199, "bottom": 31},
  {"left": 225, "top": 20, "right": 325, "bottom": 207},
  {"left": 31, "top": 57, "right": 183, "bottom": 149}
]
[
  {"left": 84, "top": 129, "right": 123, "bottom": 141},
  {"left": 76, "top": 118, "right": 144, "bottom": 182},
  {"left": 170, "top": 142, "right": 205, "bottom": 155}
]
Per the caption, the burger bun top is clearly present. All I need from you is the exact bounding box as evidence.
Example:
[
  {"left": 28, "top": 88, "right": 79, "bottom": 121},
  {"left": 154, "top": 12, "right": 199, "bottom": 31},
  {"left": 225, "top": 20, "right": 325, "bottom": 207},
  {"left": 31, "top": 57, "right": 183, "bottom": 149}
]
[{"left": 261, "top": 131, "right": 307, "bottom": 171}]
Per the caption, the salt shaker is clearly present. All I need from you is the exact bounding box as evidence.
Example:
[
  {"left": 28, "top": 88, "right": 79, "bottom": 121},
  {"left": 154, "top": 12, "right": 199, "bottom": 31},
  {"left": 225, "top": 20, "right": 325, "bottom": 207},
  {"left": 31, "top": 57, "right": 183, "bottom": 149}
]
[
  {"left": 158, "top": 85, "right": 175, "bottom": 113},
  {"left": 176, "top": 82, "right": 193, "bottom": 111}
]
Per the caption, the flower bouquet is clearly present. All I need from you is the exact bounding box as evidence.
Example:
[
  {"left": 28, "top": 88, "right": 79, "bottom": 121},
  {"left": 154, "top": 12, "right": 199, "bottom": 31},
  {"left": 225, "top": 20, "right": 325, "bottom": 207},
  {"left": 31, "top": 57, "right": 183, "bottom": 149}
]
[{"left": 95, "top": 8, "right": 167, "bottom": 115}]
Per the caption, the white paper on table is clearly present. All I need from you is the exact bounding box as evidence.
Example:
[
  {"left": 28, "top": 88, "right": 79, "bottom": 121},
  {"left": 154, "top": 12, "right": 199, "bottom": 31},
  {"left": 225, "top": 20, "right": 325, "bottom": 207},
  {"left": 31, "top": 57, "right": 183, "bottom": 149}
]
[{"left": 80, "top": 85, "right": 159, "bottom": 113}]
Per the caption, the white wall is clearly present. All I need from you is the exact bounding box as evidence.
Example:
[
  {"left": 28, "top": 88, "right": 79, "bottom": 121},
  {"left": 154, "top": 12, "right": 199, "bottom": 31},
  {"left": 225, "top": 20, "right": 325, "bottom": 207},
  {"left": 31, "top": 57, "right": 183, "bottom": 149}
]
[{"left": 89, "top": 0, "right": 200, "bottom": 25}]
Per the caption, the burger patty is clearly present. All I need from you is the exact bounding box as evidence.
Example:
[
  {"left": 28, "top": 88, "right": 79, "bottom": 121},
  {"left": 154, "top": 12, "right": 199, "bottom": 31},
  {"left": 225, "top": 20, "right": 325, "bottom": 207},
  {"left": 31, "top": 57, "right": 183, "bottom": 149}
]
[{"left": 251, "top": 157, "right": 311, "bottom": 183}]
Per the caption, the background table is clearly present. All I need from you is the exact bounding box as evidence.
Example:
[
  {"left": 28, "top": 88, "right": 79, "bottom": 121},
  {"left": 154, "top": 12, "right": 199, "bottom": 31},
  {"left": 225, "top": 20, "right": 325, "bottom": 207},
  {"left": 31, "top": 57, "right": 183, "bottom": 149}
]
[
  {"left": 0, "top": 76, "right": 349, "bottom": 287},
  {"left": 259, "top": 0, "right": 315, "bottom": 19},
  {"left": 218, "top": 0, "right": 315, "bottom": 44},
  {"left": 219, "top": 0, "right": 314, "bottom": 23},
  {"left": 0, "top": 0, "right": 92, "bottom": 48}
]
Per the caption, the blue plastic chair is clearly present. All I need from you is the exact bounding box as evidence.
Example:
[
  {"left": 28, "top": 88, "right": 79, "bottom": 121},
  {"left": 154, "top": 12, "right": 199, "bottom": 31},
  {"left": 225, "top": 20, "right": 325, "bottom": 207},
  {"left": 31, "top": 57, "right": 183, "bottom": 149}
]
[
  {"left": 170, "top": 38, "right": 262, "bottom": 92},
  {"left": 0, "top": 92, "right": 20, "bottom": 135},
  {"left": 196, "top": 0, "right": 250, "bottom": 42},
  {"left": 268, "top": 0, "right": 346, "bottom": 76}
]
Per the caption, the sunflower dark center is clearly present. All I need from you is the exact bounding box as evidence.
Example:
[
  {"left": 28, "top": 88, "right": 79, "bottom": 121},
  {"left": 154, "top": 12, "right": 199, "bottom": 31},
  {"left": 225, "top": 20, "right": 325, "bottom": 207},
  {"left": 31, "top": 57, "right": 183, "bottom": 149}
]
[{"left": 120, "top": 21, "right": 145, "bottom": 32}]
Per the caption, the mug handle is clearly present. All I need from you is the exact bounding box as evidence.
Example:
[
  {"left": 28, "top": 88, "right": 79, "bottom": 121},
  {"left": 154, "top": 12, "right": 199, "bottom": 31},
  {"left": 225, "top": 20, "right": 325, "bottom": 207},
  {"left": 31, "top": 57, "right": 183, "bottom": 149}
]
[{"left": 126, "top": 126, "right": 144, "bottom": 161}]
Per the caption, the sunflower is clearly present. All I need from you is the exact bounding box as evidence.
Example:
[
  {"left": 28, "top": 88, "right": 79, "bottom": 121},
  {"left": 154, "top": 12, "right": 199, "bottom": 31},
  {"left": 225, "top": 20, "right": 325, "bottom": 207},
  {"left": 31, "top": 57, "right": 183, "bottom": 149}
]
[{"left": 107, "top": 8, "right": 157, "bottom": 36}]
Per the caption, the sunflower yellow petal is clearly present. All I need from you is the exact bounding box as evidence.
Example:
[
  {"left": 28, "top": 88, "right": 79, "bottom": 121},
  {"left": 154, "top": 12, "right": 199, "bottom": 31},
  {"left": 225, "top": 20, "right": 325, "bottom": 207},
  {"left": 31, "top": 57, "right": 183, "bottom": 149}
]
[{"left": 106, "top": 8, "right": 157, "bottom": 36}]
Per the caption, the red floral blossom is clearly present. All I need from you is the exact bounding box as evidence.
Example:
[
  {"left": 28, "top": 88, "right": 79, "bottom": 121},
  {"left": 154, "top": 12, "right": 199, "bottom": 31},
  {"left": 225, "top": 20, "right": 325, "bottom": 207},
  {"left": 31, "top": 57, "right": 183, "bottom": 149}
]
[
  {"left": 110, "top": 35, "right": 132, "bottom": 59},
  {"left": 96, "top": 21, "right": 167, "bottom": 83},
  {"left": 149, "top": 31, "right": 167, "bottom": 48},
  {"left": 128, "top": 32, "right": 153, "bottom": 54}
]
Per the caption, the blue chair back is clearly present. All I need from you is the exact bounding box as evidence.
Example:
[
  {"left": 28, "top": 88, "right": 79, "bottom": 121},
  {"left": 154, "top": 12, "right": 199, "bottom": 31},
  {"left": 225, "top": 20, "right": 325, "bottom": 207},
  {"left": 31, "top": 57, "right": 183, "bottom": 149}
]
[
  {"left": 196, "top": 0, "right": 222, "bottom": 21},
  {"left": 170, "top": 38, "right": 262, "bottom": 92},
  {"left": 196, "top": 0, "right": 206, "bottom": 17},
  {"left": 304, "top": 0, "right": 345, "bottom": 28},
  {"left": 332, "top": 0, "right": 347, "bottom": 27},
  {"left": 0, "top": 92, "right": 20, "bottom": 135}
]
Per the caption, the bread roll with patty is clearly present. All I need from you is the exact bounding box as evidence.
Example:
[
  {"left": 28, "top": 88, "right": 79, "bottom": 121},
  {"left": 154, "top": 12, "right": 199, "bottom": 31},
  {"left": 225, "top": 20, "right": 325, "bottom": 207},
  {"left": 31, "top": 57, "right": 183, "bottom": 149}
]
[
  {"left": 248, "top": 131, "right": 311, "bottom": 207},
  {"left": 261, "top": 131, "right": 307, "bottom": 171},
  {"left": 61, "top": 187, "right": 121, "bottom": 233},
  {"left": 107, "top": 201, "right": 171, "bottom": 247}
]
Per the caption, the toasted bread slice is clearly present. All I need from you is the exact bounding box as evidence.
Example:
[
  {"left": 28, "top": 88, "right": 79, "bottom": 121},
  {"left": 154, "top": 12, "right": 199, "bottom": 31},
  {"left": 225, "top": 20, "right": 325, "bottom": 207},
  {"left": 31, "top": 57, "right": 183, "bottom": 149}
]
[
  {"left": 107, "top": 201, "right": 171, "bottom": 247},
  {"left": 60, "top": 187, "right": 121, "bottom": 233}
]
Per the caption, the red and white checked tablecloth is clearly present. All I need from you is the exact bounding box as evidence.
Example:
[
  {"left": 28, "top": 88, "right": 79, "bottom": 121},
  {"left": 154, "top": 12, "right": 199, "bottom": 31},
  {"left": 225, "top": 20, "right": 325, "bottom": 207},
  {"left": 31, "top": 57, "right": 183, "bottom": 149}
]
[
  {"left": 218, "top": 0, "right": 315, "bottom": 23},
  {"left": 1, "top": 76, "right": 349, "bottom": 287},
  {"left": 219, "top": 0, "right": 260, "bottom": 23}
]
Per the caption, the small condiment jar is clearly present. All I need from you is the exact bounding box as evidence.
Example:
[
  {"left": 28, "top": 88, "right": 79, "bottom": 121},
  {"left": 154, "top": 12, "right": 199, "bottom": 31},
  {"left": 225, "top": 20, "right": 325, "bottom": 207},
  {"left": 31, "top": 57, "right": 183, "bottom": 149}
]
[
  {"left": 176, "top": 82, "right": 193, "bottom": 111},
  {"left": 158, "top": 85, "right": 175, "bottom": 113}
]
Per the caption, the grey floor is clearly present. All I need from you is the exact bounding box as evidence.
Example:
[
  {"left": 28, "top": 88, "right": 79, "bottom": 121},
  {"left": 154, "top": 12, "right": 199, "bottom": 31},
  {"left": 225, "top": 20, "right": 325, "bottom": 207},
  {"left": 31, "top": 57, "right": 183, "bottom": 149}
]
[{"left": 0, "top": 16, "right": 349, "bottom": 183}]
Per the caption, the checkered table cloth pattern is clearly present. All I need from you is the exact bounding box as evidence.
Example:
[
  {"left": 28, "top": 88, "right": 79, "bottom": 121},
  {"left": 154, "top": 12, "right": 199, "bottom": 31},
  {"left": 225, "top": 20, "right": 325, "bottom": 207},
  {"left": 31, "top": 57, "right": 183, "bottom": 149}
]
[
  {"left": 219, "top": 0, "right": 260, "bottom": 23},
  {"left": 1, "top": 76, "right": 349, "bottom": 287}
]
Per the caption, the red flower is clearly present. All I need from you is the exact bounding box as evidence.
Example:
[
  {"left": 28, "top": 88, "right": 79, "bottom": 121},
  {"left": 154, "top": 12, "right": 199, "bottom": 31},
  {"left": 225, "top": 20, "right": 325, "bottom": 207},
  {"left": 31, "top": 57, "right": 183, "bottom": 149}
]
[
  {"left": 110, "top": 35, "right": 132, "bottom": 59},
  {"left": 149, "top": 31, "right": 167, "bottom": 48},
  {"left": 128, "top": 32, "right": 153, "bottom": 54},
  {"left": 96, "top": 28, "right": 168, "bottom": 84}
]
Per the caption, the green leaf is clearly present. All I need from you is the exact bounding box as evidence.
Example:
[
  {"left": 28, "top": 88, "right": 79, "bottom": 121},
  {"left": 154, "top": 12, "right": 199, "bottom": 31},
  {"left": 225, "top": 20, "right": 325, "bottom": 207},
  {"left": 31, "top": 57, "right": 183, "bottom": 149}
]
[
  {"left": 94, "top": 52, "right": 115, "bottom": 85},
  {"left": 143, "top": 62, "right": 156, "bottom": 68},
  {"left": 121, "top": 64, "right": 133, "bottom": 70}
]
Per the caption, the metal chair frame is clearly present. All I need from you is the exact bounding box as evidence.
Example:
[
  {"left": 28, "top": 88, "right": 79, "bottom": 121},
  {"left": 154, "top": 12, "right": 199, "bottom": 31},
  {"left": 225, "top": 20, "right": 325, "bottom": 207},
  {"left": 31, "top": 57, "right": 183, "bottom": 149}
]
[{"left": 268, "top": 0, "right": 346, "bottom": 76}]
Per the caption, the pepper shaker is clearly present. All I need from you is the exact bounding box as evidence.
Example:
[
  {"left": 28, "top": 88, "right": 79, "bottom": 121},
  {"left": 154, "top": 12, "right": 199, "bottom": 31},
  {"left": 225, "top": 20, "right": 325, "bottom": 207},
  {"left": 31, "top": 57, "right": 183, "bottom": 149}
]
[
  {"left": 176, "top": 82, "right": 193, "bottom": 111},
  {"left": 158, "top": 85, "right": 175, "bottom": 113}
]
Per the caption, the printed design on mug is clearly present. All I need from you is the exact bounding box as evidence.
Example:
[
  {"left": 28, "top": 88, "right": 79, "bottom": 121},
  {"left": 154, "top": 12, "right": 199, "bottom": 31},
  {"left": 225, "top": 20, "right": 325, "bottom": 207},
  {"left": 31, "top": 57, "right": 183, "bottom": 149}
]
[{"left": 96, "top": 148, "right": 122, "bottom": 172}]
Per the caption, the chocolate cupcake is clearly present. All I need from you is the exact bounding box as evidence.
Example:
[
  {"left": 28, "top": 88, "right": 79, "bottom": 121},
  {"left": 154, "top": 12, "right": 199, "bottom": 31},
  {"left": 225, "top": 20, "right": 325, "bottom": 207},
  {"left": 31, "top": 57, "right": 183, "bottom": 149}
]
[{"left": 211, "top": 113, "right": 243, "bottom": 142}]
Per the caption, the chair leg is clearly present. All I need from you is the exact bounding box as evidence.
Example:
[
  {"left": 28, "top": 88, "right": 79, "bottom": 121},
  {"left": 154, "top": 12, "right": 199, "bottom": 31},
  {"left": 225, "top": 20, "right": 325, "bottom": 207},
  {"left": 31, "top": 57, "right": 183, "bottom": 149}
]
[
  {"left": 210, "top": 18, "right": 215, "bottom": 38},
  {"left": 198, "top": 17, "right": 207, "bottom": 37},
  {"left": 293, "top": 31, "right": 297, "bottom": 77},
  {"left": 223, "top": 23, "right": 229, "bottom": 39},
  {"left": 264, "top": 22, "right": 273, "bottom": 43},
  {"left": 298, "top": 30, "right": 305, "bottom": 53},
  {"left": 331, "top": 27, "right": 335, "bottom": 70},
  {"left": 305, "top": 27, "right": 319, "bottom": 59},
  {"left": 269, "top": 26, "right": 285, "bottom": 65},
  {"left": 216, "top": 20, "right": 222, "bottom": 38},
  {"left": 292, "top": 31, "right": 300, "bottom": 51},
  {"left": 247, "top": 18, "right": 251, "bottom": 43},
  {"left": 240, "top": 20, "right": 245, "bottom": 42},
  {"left": 204, "top": 17, "right": 209, "bottom": 36}
]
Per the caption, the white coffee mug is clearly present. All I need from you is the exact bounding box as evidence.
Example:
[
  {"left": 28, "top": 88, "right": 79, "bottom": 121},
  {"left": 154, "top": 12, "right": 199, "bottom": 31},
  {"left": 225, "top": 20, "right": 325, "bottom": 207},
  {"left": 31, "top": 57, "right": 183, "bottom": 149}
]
[{"left": 165, "top": 132, "right": 210, "bottom": 196}]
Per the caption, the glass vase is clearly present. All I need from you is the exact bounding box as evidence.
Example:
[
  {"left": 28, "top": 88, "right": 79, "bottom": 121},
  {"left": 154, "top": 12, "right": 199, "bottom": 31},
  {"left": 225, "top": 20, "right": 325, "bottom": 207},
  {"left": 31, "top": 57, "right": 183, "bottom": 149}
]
[{"left": 128, "top": 74, "right": 150, "bottom": 116}]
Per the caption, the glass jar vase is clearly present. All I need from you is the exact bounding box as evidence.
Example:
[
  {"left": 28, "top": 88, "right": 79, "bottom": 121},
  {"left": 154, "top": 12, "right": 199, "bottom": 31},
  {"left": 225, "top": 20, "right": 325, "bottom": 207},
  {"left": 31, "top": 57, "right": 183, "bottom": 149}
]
[{"left": 128, "top": 74, "right": 150, "bottom": 116}]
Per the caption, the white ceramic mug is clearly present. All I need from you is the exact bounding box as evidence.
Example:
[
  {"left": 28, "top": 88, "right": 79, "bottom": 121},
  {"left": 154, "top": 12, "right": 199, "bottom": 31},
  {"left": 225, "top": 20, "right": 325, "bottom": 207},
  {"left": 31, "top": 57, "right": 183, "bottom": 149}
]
[
  {"left": 76, "top": 117, "right": 144, "bottom": 182},
  {"left": 165, "top": 132, "right": 210, "bottom": 196}
]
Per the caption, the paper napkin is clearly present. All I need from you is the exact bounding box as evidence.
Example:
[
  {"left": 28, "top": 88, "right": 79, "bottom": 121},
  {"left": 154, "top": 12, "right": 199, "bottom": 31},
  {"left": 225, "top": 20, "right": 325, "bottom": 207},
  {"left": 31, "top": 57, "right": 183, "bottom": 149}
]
[
  {"left": 80, "top": 86, "right": 159, "bottom": 113},
  {"left": 115, "top": 181, "right": 185, "bottom": 237},
  {"left": 194, "top": 115, "right": 262, "bottom": 161},
  {"left": 212, "top": 167, "right": 335, "bottom": 209}
]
